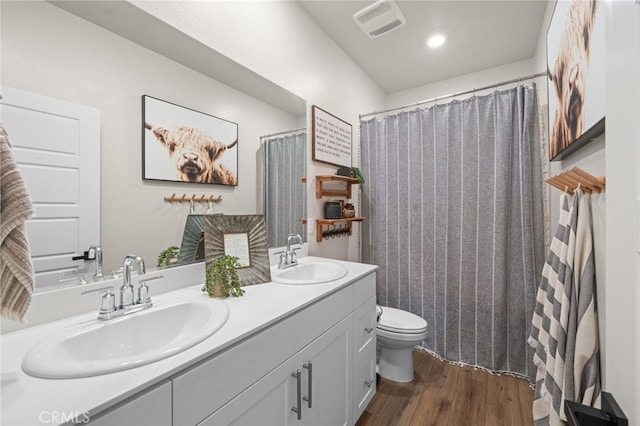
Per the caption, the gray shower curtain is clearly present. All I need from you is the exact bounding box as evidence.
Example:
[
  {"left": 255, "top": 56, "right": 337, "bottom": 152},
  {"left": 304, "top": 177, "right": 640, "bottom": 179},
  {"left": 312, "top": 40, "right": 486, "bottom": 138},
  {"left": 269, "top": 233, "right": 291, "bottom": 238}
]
[
  {"left": 262, "top": 132, "right": 306, "bottom": 248},
  {"left": 361, "top": 85, "right": 544, "bottom": 379}
]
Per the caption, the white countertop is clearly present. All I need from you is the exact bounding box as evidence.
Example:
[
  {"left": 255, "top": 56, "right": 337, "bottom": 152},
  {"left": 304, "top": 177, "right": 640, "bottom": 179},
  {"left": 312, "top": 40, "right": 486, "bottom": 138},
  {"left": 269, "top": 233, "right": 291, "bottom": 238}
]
[{"left": 0, "top": 257, "right": 377, "bottom": 426}]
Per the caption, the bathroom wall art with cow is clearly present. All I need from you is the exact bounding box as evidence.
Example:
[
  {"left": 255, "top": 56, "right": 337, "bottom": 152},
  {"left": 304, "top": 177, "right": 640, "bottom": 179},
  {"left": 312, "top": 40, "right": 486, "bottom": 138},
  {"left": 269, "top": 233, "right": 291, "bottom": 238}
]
[
  {"left": 142, "top": 95, "right": 238, "bottom": 186},
  {"left": 547, "top": 0, "right": 605, "bottom": 161}
]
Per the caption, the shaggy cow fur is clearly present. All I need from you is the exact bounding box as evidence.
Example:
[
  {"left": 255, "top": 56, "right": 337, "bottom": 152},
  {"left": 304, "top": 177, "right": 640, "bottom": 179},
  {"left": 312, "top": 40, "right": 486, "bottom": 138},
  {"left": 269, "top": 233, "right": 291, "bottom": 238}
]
[
  {"left": 145, "top": 121, "right": 238, "bottom": 185},
  {"left": 549, "top": 0, "right": 598, "bottom": 159}
]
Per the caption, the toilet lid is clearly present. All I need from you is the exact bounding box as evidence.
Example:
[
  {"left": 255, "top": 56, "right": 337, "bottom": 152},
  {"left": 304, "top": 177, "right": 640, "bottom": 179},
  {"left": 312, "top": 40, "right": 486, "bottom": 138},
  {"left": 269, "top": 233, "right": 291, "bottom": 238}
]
[{"left": 377, "top": 306, "right": 428, "bottom": 334}]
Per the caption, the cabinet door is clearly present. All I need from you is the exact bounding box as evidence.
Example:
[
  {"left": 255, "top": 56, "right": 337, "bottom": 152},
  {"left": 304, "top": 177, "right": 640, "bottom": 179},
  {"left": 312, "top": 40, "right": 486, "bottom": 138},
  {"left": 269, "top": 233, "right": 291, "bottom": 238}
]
[
  {"left": 88, "top": 381, "right": 171, "bottom": 426},
  {"left": 354, "top": 343, "right": 376, "bottom": 421},
  {"left": 199, "top": 356, "right": 299, "bottom": 426},
  {"left": 300, "top": 315, "right": 353, "bottom": 426},
  {"left": 353, "top": 297, "right": 377, "bottom": 421}
]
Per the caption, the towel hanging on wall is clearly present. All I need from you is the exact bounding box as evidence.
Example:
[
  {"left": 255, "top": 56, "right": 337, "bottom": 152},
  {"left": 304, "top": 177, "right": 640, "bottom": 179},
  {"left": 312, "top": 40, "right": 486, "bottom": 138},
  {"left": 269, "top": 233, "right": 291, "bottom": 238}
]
[
  {"left": 0, "top": 123, "right": 35, "bottom": 321},
  {"left": 529, "top": 189, "right": 601, "bottom": 425}
]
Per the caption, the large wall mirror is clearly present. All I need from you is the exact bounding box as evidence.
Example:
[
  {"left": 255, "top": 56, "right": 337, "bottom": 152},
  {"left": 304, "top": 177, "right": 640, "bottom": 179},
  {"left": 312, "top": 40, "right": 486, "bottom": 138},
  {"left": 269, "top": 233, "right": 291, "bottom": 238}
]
[{"left": 2, "top": 1, "right": 307, "bottom": 292}]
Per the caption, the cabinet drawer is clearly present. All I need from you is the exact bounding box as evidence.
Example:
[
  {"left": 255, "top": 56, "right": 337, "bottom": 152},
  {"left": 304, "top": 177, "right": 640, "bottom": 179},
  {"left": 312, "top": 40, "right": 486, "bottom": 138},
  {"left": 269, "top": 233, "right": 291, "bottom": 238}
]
[
  {"left": 88, "top": 381, "right": 172, "bottom": 426},
  {"left": 354, "top": 272, "right": 376, "bottom": 308},
  {"left": 354, "top": 297, "right": 376, "bottom": 356},
  {"left": 172, "top": 285, "right": 354, "bottom": 426}
]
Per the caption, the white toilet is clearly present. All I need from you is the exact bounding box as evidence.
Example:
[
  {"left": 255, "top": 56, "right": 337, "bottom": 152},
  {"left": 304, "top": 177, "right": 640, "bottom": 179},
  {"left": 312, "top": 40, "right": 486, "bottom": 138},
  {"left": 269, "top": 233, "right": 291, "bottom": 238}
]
[{"left": 376, "top": 306, "right": 428, "bottom": 383}]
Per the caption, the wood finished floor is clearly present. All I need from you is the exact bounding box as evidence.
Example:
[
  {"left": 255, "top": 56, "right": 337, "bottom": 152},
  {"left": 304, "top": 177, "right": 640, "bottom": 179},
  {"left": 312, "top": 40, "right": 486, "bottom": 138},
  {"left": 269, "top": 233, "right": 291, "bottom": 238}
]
[{"left": 356, "top": 349, "right": 534, "bottom": 426}]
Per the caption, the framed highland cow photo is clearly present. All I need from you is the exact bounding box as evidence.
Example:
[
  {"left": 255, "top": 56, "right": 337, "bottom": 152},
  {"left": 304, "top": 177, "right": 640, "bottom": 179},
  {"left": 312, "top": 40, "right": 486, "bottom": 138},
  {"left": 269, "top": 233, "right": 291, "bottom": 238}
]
[
  {"left": 142, "top": 95, "right": 239, "bottom": 185},
  {"left": 547, "top": 0, "right": 605, "bottom": 161}
]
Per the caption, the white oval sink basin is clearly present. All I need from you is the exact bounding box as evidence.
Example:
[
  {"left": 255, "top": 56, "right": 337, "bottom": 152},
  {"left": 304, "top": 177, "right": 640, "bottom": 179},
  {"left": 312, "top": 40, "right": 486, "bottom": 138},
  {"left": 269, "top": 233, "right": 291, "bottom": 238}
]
[
  {"left": 272, "top": 261, "right": 348, "bottom": 285},
  {"left": 22, "top": 298, "right": 229, "bottom": 379}
]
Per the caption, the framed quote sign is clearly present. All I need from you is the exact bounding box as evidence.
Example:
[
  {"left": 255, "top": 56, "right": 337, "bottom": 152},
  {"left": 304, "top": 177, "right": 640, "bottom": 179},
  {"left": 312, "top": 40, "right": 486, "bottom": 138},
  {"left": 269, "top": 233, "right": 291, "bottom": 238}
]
[{"left": 312, "top": 105, "right": 352, "bottom": 168}]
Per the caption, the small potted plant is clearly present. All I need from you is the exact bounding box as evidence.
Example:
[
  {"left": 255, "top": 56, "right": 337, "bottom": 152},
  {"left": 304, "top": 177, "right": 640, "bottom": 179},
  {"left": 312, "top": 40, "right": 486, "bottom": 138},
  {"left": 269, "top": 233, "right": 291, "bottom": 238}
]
[
  {"left": 157, "top": 245, "right": 179, "bottom": 267},
  {"left": 351, "top": 166, "right": 365, "bottom": 190},
  {"left": 203, "top": 255, "right": 245, "bottom": 298}
]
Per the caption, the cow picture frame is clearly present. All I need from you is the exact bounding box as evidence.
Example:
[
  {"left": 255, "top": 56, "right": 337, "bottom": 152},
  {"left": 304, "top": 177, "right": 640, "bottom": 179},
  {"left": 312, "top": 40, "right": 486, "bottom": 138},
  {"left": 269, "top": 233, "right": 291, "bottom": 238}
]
[
  {"left": 546, "top": 0, "right": 605, "bottom": 161},
  {"left": 142, "top": 95, "right": 239, "bottom": 185}
]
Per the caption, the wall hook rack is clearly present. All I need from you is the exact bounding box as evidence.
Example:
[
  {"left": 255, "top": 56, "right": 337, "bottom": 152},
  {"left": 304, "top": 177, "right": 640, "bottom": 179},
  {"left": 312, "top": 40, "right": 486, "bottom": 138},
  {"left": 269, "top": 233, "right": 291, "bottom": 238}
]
[
  {"left": 163, "top": 193, "right": 222, "bottom": 203},
  {"left": 545, "top": 167, "right": 605, "bottom": 195}
]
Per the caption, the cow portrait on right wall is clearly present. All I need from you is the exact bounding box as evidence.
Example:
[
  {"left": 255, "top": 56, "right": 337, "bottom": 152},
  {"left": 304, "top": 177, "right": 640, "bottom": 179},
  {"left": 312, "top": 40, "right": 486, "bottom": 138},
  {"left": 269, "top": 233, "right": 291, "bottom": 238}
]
[
  {"left": 547, "top": 0, "right": 605, "bottom": 161},
  {"left": 142, "top": 95, "right": 239, "bottom": 186}
]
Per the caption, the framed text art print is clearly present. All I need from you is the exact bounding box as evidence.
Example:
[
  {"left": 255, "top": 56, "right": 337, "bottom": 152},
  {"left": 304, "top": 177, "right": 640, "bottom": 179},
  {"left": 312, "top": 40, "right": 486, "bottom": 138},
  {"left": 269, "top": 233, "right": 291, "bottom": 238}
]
[
  {"left": 547, "top": 0, "right": 605, "bottom": 161},
  {"left": 312, "top": 105, "right": 352, "bottom": 168},
  {"left": 203, "top": 214, "right": 271, "bottom": 286},
  {"left": 142, "top": 95, "right": 239, "bottom": 185}
]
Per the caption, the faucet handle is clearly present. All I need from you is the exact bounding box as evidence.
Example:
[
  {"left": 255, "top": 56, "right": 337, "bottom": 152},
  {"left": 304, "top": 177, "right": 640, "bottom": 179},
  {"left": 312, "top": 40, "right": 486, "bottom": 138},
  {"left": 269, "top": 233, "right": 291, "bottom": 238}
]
[
  {"left": 81, "top": 286, "right": 116, "bottom": 315},
  {"left": 137, "top": 275, "right": 162, "bottom": 304},
  {"left": 100, "top": 290, "right": 116, "bottom": 314},
  {"left": 138, "top": 283, "right": 150, "bottom": 305}
]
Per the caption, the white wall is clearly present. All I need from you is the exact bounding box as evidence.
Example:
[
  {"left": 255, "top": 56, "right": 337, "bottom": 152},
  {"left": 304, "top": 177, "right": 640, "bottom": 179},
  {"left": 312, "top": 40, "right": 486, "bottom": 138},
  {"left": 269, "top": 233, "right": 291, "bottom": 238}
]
[
  {"left": 1, "top": 1, "right": 303, "bottom": 272},
  {"left": 603, "top": 1, "right": 640, "bottom": 421},
  {"left": 385, "top": 58, "right": 543, "bottom": 110}
]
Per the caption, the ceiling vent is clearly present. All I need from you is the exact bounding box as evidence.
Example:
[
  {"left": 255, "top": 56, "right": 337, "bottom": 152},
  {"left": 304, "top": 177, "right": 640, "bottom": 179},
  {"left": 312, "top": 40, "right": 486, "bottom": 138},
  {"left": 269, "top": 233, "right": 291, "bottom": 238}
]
[{"left": 353, "top": 0, "right": 406, "bottom": 39}]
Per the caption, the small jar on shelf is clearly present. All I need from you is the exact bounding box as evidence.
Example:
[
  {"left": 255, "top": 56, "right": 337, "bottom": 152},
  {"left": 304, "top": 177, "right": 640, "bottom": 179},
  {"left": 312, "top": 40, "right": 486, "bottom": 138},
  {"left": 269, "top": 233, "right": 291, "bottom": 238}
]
[{"left": 342, "top": 203, "right": 355, "bottom": 218}]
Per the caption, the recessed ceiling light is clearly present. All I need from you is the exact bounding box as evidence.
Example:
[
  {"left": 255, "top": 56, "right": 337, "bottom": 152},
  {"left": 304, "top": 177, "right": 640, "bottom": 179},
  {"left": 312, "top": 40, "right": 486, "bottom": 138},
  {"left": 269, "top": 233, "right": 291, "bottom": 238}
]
[{"left": 427, "top": 34, "right": 446, "bottom": 48}]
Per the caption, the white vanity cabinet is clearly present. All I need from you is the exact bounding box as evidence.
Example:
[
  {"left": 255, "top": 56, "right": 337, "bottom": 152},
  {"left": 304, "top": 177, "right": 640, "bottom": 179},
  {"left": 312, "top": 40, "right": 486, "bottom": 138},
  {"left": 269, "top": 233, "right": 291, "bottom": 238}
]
[
  {"left": 0, "top": 260, "right": 378, "bottom": 426},
  {"left": 202, "top": 314, "right": 353, "bottom": 426},
  {"left": 172, "top": 271, "right": 376, "bottom": 426}
]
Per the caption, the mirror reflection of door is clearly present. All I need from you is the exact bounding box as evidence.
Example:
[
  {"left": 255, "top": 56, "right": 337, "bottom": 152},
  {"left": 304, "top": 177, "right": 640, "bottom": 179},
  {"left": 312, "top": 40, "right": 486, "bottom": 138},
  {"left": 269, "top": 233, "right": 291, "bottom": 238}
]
[
  {"left": 261, "top": 130, "right": 306, "bottom": 248},
  {"left": 1, "top": 86, "right": 100, "bottom": 290}
]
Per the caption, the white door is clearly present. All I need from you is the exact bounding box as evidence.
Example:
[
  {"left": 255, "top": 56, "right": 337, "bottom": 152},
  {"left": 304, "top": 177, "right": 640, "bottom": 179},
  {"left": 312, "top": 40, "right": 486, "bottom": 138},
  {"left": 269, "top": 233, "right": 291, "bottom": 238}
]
[{"left": 0, "top": 86, "right": 100, "bottom": 289}]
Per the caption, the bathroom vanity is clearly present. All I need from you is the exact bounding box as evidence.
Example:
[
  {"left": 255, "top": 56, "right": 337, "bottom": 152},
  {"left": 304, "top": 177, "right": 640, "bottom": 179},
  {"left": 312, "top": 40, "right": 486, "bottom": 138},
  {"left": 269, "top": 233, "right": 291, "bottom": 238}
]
[{"left": 0, "top": 257, "right": 377, "bottom": 426}]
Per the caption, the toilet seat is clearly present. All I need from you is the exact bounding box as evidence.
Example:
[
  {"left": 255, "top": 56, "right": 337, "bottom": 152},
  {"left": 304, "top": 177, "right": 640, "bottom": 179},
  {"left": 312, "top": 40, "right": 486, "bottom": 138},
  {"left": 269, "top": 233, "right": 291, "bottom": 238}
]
[{"left": 377, "top": 306, "right": 427, "bottom": 334}]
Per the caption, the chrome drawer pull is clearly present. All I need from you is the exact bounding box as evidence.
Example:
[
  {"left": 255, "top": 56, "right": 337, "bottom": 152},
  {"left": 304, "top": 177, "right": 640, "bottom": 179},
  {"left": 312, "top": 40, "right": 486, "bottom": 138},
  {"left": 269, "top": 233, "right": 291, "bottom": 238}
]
[
  {"left": 365, "top": 379, "right": 374, "bottom": 388},
  {"left": 291, "top": 370, "right": 302, "bottom": 420},
  {"left": 303, "top": 362, "right": 313, "bottom": 408},
  {"left": 365, "top": 327, "right": 373, "bottom": 333}
]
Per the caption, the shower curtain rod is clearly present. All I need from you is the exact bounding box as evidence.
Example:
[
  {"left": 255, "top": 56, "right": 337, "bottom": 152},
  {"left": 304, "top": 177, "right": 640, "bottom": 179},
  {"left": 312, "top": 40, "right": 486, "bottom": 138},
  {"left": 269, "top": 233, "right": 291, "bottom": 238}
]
[
  {"left": 359, "top": 71, "right": 547, "bottom": 119},
  {"left": 260, "top": 127, "right": 306, "bottom": 140}
]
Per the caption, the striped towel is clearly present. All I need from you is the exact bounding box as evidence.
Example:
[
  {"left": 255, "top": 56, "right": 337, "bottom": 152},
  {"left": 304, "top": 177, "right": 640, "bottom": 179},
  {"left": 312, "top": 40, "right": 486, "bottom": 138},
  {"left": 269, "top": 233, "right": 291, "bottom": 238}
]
[
  {"left": 528, "top": 190, "right": 601, "bottom": 425},
  {"left": 0, "top": 123, "right": 35, "bottom": 322}
]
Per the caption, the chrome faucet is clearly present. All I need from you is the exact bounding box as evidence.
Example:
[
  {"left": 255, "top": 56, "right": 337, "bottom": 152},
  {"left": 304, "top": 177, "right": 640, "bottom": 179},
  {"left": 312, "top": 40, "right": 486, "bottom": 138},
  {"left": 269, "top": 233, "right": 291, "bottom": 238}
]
[
  {"left": 278, "top": 234, "right": 302, "bottom": 269},
  {"left": 120, "top": 255, "right": 145, "bottom": 308},
  {"left": 84, "top": 255, "right": 162, "bottom": 320}
]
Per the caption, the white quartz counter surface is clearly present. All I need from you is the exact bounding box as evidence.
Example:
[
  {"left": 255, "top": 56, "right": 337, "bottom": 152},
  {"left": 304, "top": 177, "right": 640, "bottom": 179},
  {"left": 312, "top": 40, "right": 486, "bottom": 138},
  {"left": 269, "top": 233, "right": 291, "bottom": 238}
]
[{"left": 0, "top": 257, "right": 377, "bottom": 426}]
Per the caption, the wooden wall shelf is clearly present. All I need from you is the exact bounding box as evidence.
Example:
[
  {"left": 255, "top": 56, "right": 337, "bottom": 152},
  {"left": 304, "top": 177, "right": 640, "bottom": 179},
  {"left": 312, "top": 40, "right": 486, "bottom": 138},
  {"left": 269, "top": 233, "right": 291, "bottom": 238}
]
[
  {"left": 315, "top": 174, "right": 363, "bottom": 242},
  {"left": 315, "top": 175, "right": 359, "bottom": 199},
  {"left": 315, "top": 217, "right": 364, "bottom": 242}
]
